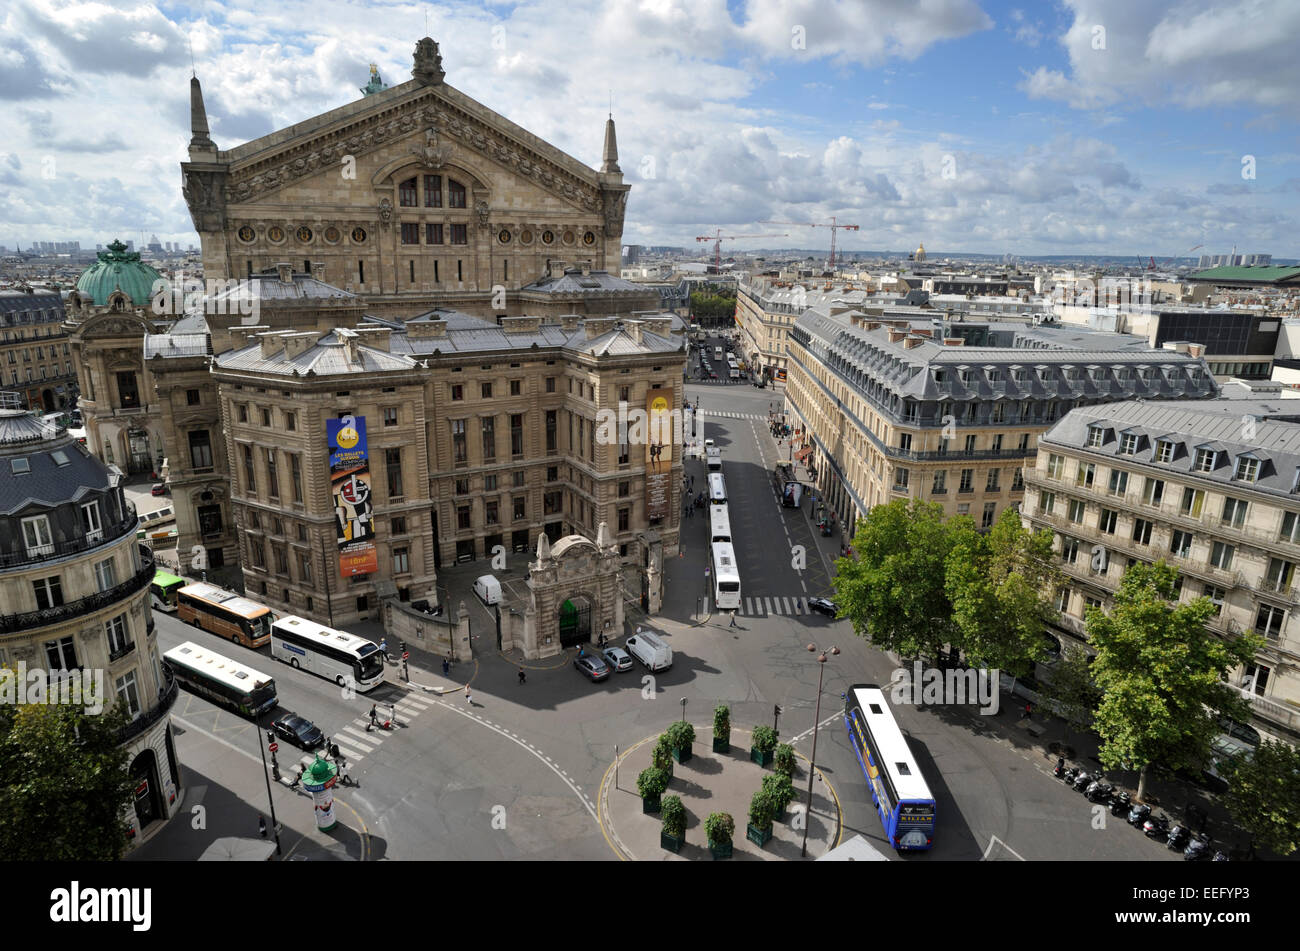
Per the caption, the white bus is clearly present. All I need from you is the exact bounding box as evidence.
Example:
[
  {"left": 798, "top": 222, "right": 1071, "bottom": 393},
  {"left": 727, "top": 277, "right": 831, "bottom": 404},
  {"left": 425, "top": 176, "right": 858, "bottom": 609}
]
[
  {"left": 270, "top": 615, "right": 385, "bottom": 691},
  {"left": 714, "top": 346, "right": 724, "bottom": 361},
  {"left": 163, "top": 641, "right": 278, "bottom": 718},
  {"left": 709, "top": 505, "right": 732, "bottom": 543},
  {"left": 710, "top": 542, "right": 742, "bottom": 611},
  {"left": 708, "top": 471, "right": 727, "bottom": 505},
  {"left": 844, "top": 684, "right": 936, "bottom": 850}
]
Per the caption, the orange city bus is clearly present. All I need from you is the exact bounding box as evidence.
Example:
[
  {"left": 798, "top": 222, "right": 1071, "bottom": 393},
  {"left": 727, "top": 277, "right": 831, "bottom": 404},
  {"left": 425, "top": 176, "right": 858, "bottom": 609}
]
[{"left": 176, "top": 582, "right": 274, "bottom": 649}]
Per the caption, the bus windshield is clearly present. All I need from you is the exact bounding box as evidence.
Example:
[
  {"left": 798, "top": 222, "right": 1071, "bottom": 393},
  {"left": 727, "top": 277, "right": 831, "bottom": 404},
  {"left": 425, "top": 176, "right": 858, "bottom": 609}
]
[{"left": 150, "top": 570, "right": 186, "bottom": 612}]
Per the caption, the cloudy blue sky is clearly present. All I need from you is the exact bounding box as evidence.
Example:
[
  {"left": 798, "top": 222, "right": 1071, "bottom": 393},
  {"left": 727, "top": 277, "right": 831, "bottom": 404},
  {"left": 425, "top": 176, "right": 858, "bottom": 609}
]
[{"left": 1, "top": 0, "right": 1298, "bottom": 258}]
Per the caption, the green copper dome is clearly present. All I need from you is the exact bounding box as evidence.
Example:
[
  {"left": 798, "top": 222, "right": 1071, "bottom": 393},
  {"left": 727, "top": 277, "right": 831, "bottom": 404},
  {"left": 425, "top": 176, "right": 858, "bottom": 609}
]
[{"left": 75, "top": 239, "right": 167, "bottom": 306}]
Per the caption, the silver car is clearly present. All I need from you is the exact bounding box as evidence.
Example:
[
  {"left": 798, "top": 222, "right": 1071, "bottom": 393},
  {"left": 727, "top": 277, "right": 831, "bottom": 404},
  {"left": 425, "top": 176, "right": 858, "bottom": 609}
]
[{"left": 601, "top": 646, "right": 634, "bottom": 672}]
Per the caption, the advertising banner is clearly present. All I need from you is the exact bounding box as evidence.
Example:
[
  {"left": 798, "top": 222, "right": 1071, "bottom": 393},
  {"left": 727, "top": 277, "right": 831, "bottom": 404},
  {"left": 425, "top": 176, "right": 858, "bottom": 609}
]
[
  {"left": 327, "top": 415, "right": 378, "bottom": 578},
  {"left": 644, "top": 387, "right": 673, "bottom": 521}
]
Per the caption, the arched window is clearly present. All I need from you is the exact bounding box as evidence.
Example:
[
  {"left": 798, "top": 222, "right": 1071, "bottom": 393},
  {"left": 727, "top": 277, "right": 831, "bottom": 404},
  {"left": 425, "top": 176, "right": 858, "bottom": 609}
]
[
  {"left": 448, "top": 179, "right": 467, "bottom": 208},
  {"left": 398, "top": 177, "right": 418, "bottom": 207}
]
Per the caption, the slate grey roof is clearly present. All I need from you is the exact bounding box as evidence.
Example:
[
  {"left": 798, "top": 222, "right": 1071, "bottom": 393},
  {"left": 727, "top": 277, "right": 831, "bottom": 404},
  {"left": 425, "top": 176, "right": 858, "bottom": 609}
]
[
  {"left": 522, "top": 270, "right": 648, "bottom": 294},
  {"left": 206, "top": 271, "right": 357, "bottom": 305},
  {"left": 215, "top": 331, "right": 417, "bottom": 376},
  {"left": 1040, "top": 400, "right": 1300, "bottom": 500},
  {"left": 0, "top": 417, "right": 116, "bottom": 515},
  {"left": 0, "top": 291, "right": 64, "bottom": 327},
  {"left": 144, "top": 333, "right": 211, "bottom": 360}
]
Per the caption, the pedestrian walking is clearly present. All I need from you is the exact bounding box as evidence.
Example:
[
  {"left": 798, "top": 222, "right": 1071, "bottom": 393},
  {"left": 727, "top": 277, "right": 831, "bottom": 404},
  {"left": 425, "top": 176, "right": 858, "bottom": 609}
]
[
  {"left": 519, "top": 667, "right": 527, "bottom": 685},
  {"left": 258, "top": 815, "right": 267, "bottom": 838},
  {"left": 379, "top": 637, "right": 387, "bottom": 658},
  {"left": 728, "top": 611, "right": 738, "bottom": 628},
  {"left": 465, "top": 684, "right": 472, "bottom": 705},
  {"left": 369, "top": 704, "right": 377, "bottom": 726},
  {"left": 1024, "top": 701, "right": 1033, "bottom": 719}
]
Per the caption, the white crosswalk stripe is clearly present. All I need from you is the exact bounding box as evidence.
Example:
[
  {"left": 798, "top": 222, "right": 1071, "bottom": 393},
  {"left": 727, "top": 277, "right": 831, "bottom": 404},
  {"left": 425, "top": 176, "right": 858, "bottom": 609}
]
[{"left": 739, "top": 596, "right": 808, "bottom": 617}]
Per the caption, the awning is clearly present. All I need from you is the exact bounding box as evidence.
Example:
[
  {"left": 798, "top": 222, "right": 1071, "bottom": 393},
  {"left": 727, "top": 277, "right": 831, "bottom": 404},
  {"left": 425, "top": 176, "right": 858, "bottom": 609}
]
[{"left": 795, "top": 446, "right": 814, "bottom": 463}]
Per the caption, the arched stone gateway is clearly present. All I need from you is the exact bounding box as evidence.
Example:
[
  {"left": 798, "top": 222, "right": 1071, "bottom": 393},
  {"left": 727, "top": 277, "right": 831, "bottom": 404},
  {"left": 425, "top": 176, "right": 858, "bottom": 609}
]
[
  {"left": 127, "top": 748, "right": 164, "bottom": 833},
  {"left": 517, "top": 522, "right": 623, "bottom": 659}
]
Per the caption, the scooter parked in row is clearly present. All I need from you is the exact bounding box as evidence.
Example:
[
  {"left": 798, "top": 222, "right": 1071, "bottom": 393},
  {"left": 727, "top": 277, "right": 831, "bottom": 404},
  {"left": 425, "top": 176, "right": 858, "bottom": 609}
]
[
  {"left": 1109, "top": 790, "right": 1131, "bottom": 816},
  {"left": 1183, "top": 835, "right": 1212, "bottom": 861},
  {"left": 1127, "top": 802, "right": 1152, "bottom": 828},
  {"left": 1143, "top": 813, "right": 1171, "bottom": 841},
  {"left": 1053, "top": 757, "right": 1067, "bottom": 779},
  {"left": 1166, "top": 823, "right": 1191, "bottom": 851},
  {"left": 1085, "top": 778, "right": 1115, "bottom": 804},
  {"left": 1072, "top": 769, "right": 1095, "bottom": 793}
]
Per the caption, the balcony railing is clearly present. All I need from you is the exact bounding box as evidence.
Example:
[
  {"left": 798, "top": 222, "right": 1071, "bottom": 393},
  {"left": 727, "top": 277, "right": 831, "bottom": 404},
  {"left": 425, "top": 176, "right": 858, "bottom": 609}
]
[
  {"left": 0, "top": 505, "right": 138, "bottom": 570},
  {"left": 1228, "top": 682, "right": 1300, "bottom": 735},
  {"left": 118, "top": 665, "right": 178, "bottom": 746},
  {"left": 0, "top": 551, "right": 154, "bottom": 634},
  {"left": 108, "top": 640, "right": 136, "bottom": 663}
]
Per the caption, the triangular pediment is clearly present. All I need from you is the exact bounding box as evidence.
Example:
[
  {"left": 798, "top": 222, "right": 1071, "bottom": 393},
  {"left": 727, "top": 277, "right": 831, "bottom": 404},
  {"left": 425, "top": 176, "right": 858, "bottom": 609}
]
[
  {"left": 76, "top": 311, "right": 153, "bottom": 339},
  {"left": 222, "top": 82, "right": 603, "bottom": 214}
]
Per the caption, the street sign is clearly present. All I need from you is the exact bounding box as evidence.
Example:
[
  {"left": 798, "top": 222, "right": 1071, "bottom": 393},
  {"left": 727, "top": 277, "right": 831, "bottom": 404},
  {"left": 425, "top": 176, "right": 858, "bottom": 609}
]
[
  {"left": 268, "top": 743, "right": 279, "bottom": 753},
  {"left": 402, "top": 651, "right": 410, "bottom": 660},
  {"left": 704, "top": 566, "right": 710, "bottom": 576}
]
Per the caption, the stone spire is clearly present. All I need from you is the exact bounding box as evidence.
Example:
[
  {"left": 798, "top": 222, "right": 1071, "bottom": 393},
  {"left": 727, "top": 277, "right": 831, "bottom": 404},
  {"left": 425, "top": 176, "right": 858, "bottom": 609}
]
[
  {"left": 188, "top": 76, "right": 216, "bottom": 156},
  {"left": 535, "top": 530, "right": 552, "bottom": 564},
  {"left": 596, "top": 520, "right": 613, "bottom": 552},
  {"left": 600, "top": 114, "right": 621, "bottom": 175}
]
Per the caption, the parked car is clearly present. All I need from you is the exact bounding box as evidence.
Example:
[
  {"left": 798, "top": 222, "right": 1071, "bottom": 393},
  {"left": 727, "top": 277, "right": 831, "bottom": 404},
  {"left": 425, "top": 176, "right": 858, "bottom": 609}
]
[
  {"left": 806, "top": 597, "right": 838, "bottom": 617},
  {"left": 273, "top": 713, "right": 324, "bottom": 750},
  {"left": 574, "top": 653, "right": 611, "bottom": 682},
  {"left": 151, "top": 483, "right": 169, "bottom": 497},
  {"left": 601, "top": 646, "right": 633, "bottom": 672}
]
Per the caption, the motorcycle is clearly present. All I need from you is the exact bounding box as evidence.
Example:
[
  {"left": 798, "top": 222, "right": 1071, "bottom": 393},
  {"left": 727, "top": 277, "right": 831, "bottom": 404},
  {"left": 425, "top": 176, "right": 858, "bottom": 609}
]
[
  {"left": 1211, "top": 850, "right": 1230, "bottom": 862},
  {"left": 1061, "top": 766, "right": 1079, "bottom": 786},
  {"left": 1072, "top": 769, "right": 1095, "bottom": 793},
  {"left": 1085, "top": 779, "right": 1115, "bottom": 804},
  {"left": 1127, "top": 803, "right": 1152, "bottom": 828},
  {"left": 1143, "top": 814, "right": 1171, "bottom": 841},
  {"left": 1166, "top": 823, "right": 1191, "bottom": 851},
  {"left": 1052, "top": 757, "right": 1067, "bottom": 779},
  {"left": 1110, "top": 790, "right": 1131, "bottom": 816},
  {"left": 1183, "top": 836, "right": 1212, "bottom": 861}
]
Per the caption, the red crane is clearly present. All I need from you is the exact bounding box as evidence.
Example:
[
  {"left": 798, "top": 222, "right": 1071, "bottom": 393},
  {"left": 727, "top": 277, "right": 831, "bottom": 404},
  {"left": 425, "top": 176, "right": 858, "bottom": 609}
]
[
  {"left": 762, "top": 216, "right": 861, "bottom": 267},
  {"left": 695, "top": 231, "right": 790, "bottom": 270}
]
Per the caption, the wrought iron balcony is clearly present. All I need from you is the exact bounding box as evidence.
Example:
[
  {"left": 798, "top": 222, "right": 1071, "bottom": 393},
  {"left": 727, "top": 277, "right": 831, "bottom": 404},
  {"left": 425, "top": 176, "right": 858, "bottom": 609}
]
[
  {"left": 118, "top": 664, "right": 178, "bottom": 746},
  {"left": 0, "top": 551, "right": 154, "bottom": 634},
  {"left": 0, "top": 504, "right": 139, "bottom": 571}
]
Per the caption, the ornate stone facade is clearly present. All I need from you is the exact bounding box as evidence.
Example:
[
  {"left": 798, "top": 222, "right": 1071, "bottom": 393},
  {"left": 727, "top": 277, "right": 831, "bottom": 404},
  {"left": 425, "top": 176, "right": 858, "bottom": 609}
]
[{"left": 182, "top": 37, "right": 633, "bottom": 315}]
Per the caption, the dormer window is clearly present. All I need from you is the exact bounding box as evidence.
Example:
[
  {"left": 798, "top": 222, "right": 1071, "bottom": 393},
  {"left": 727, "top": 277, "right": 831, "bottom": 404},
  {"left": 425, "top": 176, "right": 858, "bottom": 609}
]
[
  {"left": 1065, "top": 367, "right": 1084, "bottom": 383},
  {"left": 933, "top": 369, "right": 947, "bottom": 384},
  {"left": 986, "top": 368, "right": 1003, "bottom": 384},
  {"left": 958, "top": 368, "right": 974, "bottom": 386},
  {"left": 1194, "top": 448, "right": 1217, "bottom": 472},
  {"left": 1115, "top": 367, "right": 1133, "bottom": 383},
  {"left": 1156, "top": 440, "right": 1175, "bottom": 463},
  {"left": 1120, "top": 433, "right": 1139, "bottom": 455},
  {"left": 1087, "top": 425, "right": 1106, "bottom": 448},
  {"left": 1235, "top": 455, "right": 1260, "bottom": 483},
  {"left": 1013, "top": 368, "right": 1031, "bottom": 385},
  {"left": 1037, "top": 367, "right": 1052, "bottom": 383}
]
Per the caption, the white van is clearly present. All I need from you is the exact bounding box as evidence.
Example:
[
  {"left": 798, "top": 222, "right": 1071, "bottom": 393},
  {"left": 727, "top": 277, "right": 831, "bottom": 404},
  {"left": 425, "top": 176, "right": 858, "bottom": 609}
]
[
  {"left": 473, "top": 574, "right": 502, "bottom": 606},
  {"left": 706, "top": 447, "right": 722, "bottom": 471},
  {"left": 625, "top": 627, "right": 673, "bottom": 672}
]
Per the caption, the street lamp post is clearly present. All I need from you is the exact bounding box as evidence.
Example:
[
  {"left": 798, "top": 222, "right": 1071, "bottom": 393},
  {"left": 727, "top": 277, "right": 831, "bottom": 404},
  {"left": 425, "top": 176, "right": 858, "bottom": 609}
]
[
  {"left": 680, "top": 698, "right": 687, "bottom": 723},
  {"left": 801, "top": 643, "right": 839, "bottom": 858},
  {"left": 256, "top": 726, "right": 283, "bottom": 857}
]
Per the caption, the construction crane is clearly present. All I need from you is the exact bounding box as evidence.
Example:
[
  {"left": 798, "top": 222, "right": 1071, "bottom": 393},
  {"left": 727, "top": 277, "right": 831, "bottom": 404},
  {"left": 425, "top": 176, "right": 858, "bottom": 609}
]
[
  {"left": 695, "top": 231, "right": 790, "bottom": 270},
  {"left": 1165, "top": 244, "right": 1203, "bottom": 269},
  {"left": 761, "top": 216, "right": 861, "bottom": 267}
]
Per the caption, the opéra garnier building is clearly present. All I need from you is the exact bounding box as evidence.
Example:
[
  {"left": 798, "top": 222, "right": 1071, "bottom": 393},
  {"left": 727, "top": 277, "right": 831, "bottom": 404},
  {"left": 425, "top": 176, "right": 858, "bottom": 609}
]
[{"left": 70, "top": 38, "right": 686, "bottom": 630}]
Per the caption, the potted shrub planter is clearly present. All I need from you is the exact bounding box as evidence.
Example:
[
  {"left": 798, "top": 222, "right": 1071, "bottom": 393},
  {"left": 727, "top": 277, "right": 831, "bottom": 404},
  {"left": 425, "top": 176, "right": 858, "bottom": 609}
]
[
  {"left": 637, "top": 766, "right": 669, "bottom": 814},
  {"left": 660, "top": 795, "right": 686, "bottom": 853},
  {"left": 713, "top": 704, "right": 731, "bottom": 754},
  {"left": 667, "top": 720, "right": 696, "bottom": 763},
  {"left": 750, "top": 725, "right": 778, "bottom": 767},
  {"left": 746, "top": 790, "right": 776, "bottom": 846},
  {"left": 705, "top": 812, "right": 735, "bottom": 860},
  {"left": 774, "top": 743, "right": 796, "bottom": 778},
  {"left": 762, "top": 772, "right": 795, "bottom": 823},
  {"left": 651, "top": 737, "right": 674, "bottom": 779}
]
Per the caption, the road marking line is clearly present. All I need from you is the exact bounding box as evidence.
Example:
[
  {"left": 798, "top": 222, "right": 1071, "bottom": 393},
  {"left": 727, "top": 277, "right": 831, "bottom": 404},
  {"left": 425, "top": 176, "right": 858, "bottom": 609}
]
[
  {"left": 336, "top": 745, "right": 365, "bottom": 761},
  {"left": 338, "top": 729, "right": 376, "bottom": 751},
  {"left": 982, "top": 835, "right": 1027, "bottom": 861}
]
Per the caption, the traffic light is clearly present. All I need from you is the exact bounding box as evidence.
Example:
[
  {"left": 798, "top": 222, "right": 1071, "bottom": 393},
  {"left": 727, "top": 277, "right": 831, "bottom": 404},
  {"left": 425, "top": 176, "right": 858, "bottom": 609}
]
[
  {"left": 266, "top": 730, "right": 275, "bottom": 745},
  {"left": 399, "top": 640, "right": 407, "bottom": 654},
  {"left": 774, "top": 704, "right": 783, "bottom": 718}
]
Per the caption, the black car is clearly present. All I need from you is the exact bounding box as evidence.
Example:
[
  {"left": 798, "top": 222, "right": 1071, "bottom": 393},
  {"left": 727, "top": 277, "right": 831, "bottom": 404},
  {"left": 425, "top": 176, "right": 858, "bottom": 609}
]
[
  {"left": 574, "top": 653, "right": 611, "bottom": 682},
  {"left": 273, "top": 714, "right": 325, "bottom": 750},
  {"left": 806, "top": 597, "right": 838, "bottom": 617}
]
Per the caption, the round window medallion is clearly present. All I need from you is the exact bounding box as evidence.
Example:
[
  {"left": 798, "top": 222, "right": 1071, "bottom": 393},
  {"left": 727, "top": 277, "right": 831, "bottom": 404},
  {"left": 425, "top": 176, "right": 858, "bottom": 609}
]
[
  {"left": 296, "top": 226, "right": 313, "bottom": 243},
  {"left": 541, "top": 230, "right": 555, "bottom": 245},
  {"left": 324, "top": 226, "right": 341, "bottom": 244},
  {"left": 498, "top": 229, "right": 512, "bottom": 244},
  {"left": 520, "top": 229, "right": 534, "bottom": 245},
  {"left": 237, "top": 225, "right": 255, "bottom": 243},
  {"left": 351, "top": 227, "right": 367, "bottom": 243},
  {"left": 267, "top": 225, "right": 285, "bottom": 243},
  {"left": 583, "top": 230, "right": 596, "bottom": 246},
  {"left": 562, "top": 230, "right": 575, "bottom": 246}
]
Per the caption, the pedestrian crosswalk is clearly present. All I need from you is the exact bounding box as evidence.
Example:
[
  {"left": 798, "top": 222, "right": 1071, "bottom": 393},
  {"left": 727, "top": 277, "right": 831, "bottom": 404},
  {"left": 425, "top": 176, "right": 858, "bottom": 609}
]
[
  {"left": 698, "top": 411, "right": 765, "bottom": 421},
  {"left": 742, "top": 596, "right": 811, "bottom": 617},
  {"left": 278, "top": 689, "right": 435, "bottom": 785}
]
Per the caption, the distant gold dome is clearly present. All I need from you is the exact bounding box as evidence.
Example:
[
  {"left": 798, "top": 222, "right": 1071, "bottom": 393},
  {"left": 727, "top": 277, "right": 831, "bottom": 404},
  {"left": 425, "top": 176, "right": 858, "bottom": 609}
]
[{"left": 915, "top": 243, "right": 926, "bottom": 262}]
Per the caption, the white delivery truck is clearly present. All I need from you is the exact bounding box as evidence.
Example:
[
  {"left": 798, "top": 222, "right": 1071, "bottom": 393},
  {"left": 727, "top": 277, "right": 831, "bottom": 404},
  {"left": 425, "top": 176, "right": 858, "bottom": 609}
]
[
  {"left": 473, "top": 574, "right": 502, "bottom": 606},
  {"left": 625, "top": 627, "right": 673, "bottom": 672}
]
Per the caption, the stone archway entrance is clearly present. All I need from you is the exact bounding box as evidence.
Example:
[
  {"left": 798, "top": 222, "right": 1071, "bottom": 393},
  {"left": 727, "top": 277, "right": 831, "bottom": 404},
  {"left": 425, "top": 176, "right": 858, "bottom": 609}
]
[
  {"left": 128, "top": 748, "right": 164, "bottom": 832},
  {"left": 41, "top": 388, "right": 54, "bottom": 412},
  {"left": 558, "top": 596, "right": 592, "bottom": 648},
  {"left": 127, "top": 427, "right": 152, "bottom": 474}
]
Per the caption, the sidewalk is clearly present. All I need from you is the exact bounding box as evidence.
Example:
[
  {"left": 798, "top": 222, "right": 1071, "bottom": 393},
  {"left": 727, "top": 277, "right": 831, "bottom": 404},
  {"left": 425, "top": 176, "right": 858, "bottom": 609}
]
[{"left": 602, "top": 727, "right": 839, "bottom": 861}]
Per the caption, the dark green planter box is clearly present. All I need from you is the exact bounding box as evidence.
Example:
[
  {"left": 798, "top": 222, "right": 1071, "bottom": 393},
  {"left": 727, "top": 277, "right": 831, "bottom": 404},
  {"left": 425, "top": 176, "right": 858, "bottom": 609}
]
[
  {"left": 751, "top": 747, "right": 774, "bottom": 767},
  {"left": 642, "top": 795, "right": 661, "bottom": 814},
  {"left": 661, "top": 830, "right": 684, "bottom": 853},
  {"left": 672, "top": 742, "right": 692, "bottom": 763},
  {"left": 712, "top": 736, "right": 730, "bottom": 753},
  {"left": 708, "top": 840, "right": 733, "bottom": 860},
  {"left": 746, "top": 822, "right": 773, "bottom": 846}
]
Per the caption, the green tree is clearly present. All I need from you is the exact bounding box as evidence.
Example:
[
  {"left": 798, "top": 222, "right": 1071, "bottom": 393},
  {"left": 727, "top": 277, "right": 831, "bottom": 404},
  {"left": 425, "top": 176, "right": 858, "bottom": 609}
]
[
  {"left": 1088, "top": 562, "right": 1260, "bottom": 801},
  {"left": 946, "top": 508, "right": 1063, "bottom": 675},
  {"left": 836, "top": 498, "right": 974, "bottom": 659},
  {"left": 1036, "top": 647, "right": 1100, "bottom": 733},
  {"left": 1219, "top": 739, "right": 1300, "bottom": 857},
  {"left": 0, "top": 696, "right": 135, "bottom": 860}
]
